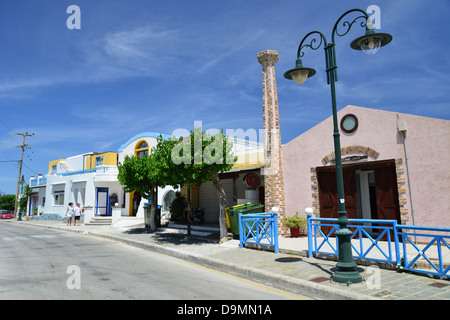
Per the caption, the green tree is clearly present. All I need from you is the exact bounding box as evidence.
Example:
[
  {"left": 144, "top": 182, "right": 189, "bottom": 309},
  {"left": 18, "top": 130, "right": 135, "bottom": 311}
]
[
  {"left": 0, "top": 194, "right": 15, "bottom": 211},
  {"left": 170, "top": 127, "right": 237, "bottom": 242},
  {"left": 19, "top": 184, "right": 32, "bottom": 214},
  {"left": 117, "top": 135, "right": 175, "bottom": 231},
  {"left": 117, "top": 131, "right": 237, "bottom": 241}
]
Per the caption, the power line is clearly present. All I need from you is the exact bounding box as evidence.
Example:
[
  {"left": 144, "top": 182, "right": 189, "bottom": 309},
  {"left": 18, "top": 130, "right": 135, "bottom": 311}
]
[{"left": 22, "top": 161, "right": 39, "bottom": 175}]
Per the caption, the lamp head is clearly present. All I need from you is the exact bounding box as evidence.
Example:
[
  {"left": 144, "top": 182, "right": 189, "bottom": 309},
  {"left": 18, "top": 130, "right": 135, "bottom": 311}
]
[
  {"left": 284, "top": 58, "right": 316, "bottom": 85},
  {"left": 304, "top": 207, "right": 314, "bottom": 216},
  {"left": 350, "top": 27, "right": 392, "bottom": 55}
]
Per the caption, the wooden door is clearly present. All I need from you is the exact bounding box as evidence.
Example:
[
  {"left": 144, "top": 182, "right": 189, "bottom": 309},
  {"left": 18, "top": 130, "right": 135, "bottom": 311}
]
[
  {"left": 342, "top": 169, "right": 359, "bottom": 237},
  {"left": 374, "top": 164, "right": 400, "bottom": 239},
  {"left": 317, "top": 169, "right": 358, "bottom": 237}
]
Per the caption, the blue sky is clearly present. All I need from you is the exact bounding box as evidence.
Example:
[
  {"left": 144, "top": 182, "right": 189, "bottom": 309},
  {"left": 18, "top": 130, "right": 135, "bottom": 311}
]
[{"left": 0, "top": 0, "right": 449, "bottom": 195}]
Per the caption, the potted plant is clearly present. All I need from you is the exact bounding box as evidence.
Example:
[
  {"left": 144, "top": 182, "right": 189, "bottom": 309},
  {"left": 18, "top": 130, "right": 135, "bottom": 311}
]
[
  {"left": 110, "top": 193, "right": 118, "bottom": 206},
  {"left": 281, "top": 213, "right": 307, "bottom": 237}
]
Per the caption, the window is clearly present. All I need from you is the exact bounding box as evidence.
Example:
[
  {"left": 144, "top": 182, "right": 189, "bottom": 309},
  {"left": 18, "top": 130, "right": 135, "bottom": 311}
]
[
  {"left": 135, "top": 140, "right": 149, "bottom": 157},
  {"left": 53, "top": 191, "right": 64, "bottom": 206},
  {"left": 51, "top": 165, "right": 57, "bottom": 174},
  {"left": 96, "top": 156, "right": 103, "bottom": 167},
  {"left": 340, "top": 114, "right": 359, "bottom": 134}
]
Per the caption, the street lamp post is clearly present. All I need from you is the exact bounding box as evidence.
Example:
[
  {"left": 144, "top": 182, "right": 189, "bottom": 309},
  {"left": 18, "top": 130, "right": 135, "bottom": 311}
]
[{"left": 284, "top": 8, "right": 392, "bottom": 284}]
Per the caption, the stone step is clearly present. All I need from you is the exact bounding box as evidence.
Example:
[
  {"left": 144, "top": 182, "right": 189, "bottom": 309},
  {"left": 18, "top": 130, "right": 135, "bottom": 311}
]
[{"left": 86, "top": 216, "right": 112, "bottom": 225}]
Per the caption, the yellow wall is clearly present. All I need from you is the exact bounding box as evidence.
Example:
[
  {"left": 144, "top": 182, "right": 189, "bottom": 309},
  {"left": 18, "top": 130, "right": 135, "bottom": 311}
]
[
  {"left": 232, "top": 151, "right": 264, "bottom": 169},
  {"left": 180, "top": 185, "right": 199, "bottom": 208},
  {"left": 48, "top": 159, "right": 65, "bottom": 173},
  {"left": 85, "top": 152, "right": 118, "bottom": 169},
  {"left": 48, "top": 152, "right": 117, "bottom": 173}
]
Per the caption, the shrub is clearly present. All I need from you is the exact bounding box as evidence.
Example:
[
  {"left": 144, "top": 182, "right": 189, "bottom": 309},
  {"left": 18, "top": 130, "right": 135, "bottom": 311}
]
[{"left": 169, "top": 191, "right": 186, "bottom": 222}]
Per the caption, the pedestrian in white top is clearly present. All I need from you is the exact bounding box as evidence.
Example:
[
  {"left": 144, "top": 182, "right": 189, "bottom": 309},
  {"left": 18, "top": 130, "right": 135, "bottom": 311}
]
[
  {"left": 66, "top": 202, "right": 74, "bottom": 226},
  {"left": 74, "top": 203, "right": 82, "bottom": 226}
]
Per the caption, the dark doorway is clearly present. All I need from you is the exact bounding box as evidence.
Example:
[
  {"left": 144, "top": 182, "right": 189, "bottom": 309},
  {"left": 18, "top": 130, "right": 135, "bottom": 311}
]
[
  {"left": 132, "top": 191, "right": 142, "bottom": 216},
  {"left": 317, "top": 159, "right": 400, "bottom": 238}
]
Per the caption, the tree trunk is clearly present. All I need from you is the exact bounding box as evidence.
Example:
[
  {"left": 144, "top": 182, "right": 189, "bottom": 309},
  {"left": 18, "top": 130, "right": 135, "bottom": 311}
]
[
  {"left": 186, "top": 187, "right": 192, "bottom": 235},
  {"left": 148, "top": 188, "right": 157, "bottom": 232},
  {"left": 212, "top": 173, "right": 228, "bottom": 242}
]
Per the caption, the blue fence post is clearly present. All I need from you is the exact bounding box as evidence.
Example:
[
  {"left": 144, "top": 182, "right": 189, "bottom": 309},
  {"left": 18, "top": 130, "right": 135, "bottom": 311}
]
[
  {"left": 393, "top": 220, "right": 401, "bottom": 267},
  {"left": 273, "top": 212, "right": 279, "bottom": 253},
  {"left": 238, "top": 213, "right": 243, "bottom": 248},
  {"left": 307, "top": 214, "right": 313, "bottom": 258}
]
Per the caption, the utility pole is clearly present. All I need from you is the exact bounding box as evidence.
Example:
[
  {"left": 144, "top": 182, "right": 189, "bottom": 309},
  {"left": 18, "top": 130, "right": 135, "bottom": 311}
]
[{"left": 14, "top": 132, "right": 34, "bottom": 219}]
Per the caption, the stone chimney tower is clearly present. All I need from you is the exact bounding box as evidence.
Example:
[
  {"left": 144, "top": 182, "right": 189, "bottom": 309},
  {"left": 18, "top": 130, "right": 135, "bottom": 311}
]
[{"left": 257, "top": 50, "right": 286, "bottom": 225}]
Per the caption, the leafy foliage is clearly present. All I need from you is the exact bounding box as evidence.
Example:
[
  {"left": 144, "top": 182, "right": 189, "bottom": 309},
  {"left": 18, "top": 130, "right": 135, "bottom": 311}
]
[
  {"left": 169, "top": 191, "right": 186, "bottom": 222},
  {"left": 281, "top": 214, "right": 307, "bottom": 228},
  {"left": 117, "top": 135, "right": 176, "bottom": 231},
  {"left": 117, "top": 130, "right": 237, "bottom": 239},
  {"left": 169, "top": 127, "right": 237, "bottom": 188},
  {"left": 0, "top": 194, "right": 15, "bottom": 211}
]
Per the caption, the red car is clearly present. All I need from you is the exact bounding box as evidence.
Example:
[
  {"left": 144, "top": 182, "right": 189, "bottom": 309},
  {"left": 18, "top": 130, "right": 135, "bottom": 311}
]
[{"left": 0, "top": 210, "right": 14, "bottom": 219}]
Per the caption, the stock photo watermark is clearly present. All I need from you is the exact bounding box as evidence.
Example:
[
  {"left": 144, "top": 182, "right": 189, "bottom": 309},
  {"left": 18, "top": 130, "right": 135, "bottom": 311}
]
[
  {"left": 366, "top": 265, "right": 381, "bottom": 289},
  {"left": 168, "top": 121, "right": 282, "bottom": 176},
  {"left": 367, "top": 5, "right": 381, "bottom": 30},
  {"left": 66, "top": 265, "right": 81, "bottom": 290},
  {"left": 170, "top": 121, "right": 265, "bottom": 163},
  {"left": 66, "top": 5, "right": 81, "bottom": 30},
  {"left": 64, "top": 5, "right": 380, "bottom": 31}
]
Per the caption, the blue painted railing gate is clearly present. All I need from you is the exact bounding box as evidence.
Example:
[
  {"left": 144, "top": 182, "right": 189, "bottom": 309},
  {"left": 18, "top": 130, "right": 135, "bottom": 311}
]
[
  {"left": 237, "top": 213, "right": 449, "bottom": 278},
  {"left": 307, "top": 218, "right": 400, "bottom": 264},
  {"left": 239, "top": 212, "right": 279, "bottom": 253},
  {"left": 307, "top": 217, "right": 450, "bottom": 278},
  {"left": 397, "top": 225, "right": 450, "bottom": 278}
]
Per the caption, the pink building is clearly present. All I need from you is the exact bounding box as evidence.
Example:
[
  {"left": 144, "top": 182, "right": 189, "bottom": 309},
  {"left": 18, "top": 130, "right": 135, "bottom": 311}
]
[{"left": 282, "top": 105, "right": 450, "bottom": 229}]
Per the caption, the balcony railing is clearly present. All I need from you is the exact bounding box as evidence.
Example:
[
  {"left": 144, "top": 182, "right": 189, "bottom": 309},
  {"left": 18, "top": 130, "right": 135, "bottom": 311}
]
[
  {"left": 29, "top": 166, "right": 119, "bottom": 186},
  {"left": 29, "top": 176, "right": 47, "bottom": 186}
]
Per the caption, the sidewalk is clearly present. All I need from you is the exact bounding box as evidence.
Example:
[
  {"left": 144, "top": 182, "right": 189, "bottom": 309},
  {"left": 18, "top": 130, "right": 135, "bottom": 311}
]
[{"left": 9, "top": 219, "right": 450, "bottom": 300}]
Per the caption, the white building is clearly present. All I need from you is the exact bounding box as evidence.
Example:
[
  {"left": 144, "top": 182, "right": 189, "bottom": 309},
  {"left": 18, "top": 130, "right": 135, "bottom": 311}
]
[
  {"left": 27, "top": 132, "right": 265, "bottom": 225},
  {"left": 28, "top": 132, "right": 176, "bottom": 223}
]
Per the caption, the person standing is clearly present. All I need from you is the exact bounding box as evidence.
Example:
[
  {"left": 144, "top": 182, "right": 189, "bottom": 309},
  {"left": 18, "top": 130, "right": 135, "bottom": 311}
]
[
  {"left": 66, "top": 202, "right": 74, "bottom": 226},
  {"left": 74, "top": 203, "right": 82, "bottom": 226}
]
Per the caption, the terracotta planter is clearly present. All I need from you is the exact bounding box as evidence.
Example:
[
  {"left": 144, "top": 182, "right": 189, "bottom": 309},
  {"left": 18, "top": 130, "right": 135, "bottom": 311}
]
[{"left": 290, "top": 227, "right": 300, "bottom": 238}]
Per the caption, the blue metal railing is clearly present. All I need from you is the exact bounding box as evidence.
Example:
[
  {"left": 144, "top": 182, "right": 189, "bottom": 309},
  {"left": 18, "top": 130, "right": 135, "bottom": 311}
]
[
  {"left": 239, "top": 212, "right": 279, "bottom": 253},
  {"left": 30, "top": 167, "right": 115, "bottom": 186},
  {"left": 307, "top": 216, "right": 450, "bottom": 278},
  {"left": 307, "top": 217, "right": 400, "bottom": 264},
  {"left": 30, "top": 177, "right": 47, "bottom": 186},
  {"left": 397, "top": 225, "right": 450, "bottom": 278},
  {"left": 61, "top": 169, "right": 96, "bottom": 176}
]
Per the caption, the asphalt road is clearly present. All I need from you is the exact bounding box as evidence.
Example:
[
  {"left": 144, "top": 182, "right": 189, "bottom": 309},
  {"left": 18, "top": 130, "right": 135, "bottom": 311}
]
[{"left": 0, "top": 222, "right": 313, "bottom": 300}]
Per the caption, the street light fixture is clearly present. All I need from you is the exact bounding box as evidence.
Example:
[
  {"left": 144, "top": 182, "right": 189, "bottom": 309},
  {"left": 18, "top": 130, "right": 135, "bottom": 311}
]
[
  {"left": 350, "top": 25, "right": 392, "bottom": 55},
  {"left": 284, "top": 8, "right": 392, "bottom": 284}
]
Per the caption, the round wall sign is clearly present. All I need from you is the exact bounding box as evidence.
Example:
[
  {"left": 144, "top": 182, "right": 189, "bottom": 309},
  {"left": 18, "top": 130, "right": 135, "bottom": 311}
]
[{"left": 243, "top": 173, "right": 261, "bottom": 189}]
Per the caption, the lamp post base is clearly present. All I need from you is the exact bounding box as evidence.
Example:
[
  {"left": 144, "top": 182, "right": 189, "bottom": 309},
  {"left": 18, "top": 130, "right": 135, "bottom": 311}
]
[
  {"left": 332, "top": 227, "right": 363, "bottom": 284},
  {"left": 332, "top": 269, "right": 363, "bottom": 284}
]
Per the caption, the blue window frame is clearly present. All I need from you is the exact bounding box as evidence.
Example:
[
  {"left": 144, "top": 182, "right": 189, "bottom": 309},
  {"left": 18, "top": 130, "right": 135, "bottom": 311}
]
[{"left": 95, "top": 156, "right": 103, "bottom": 167}]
